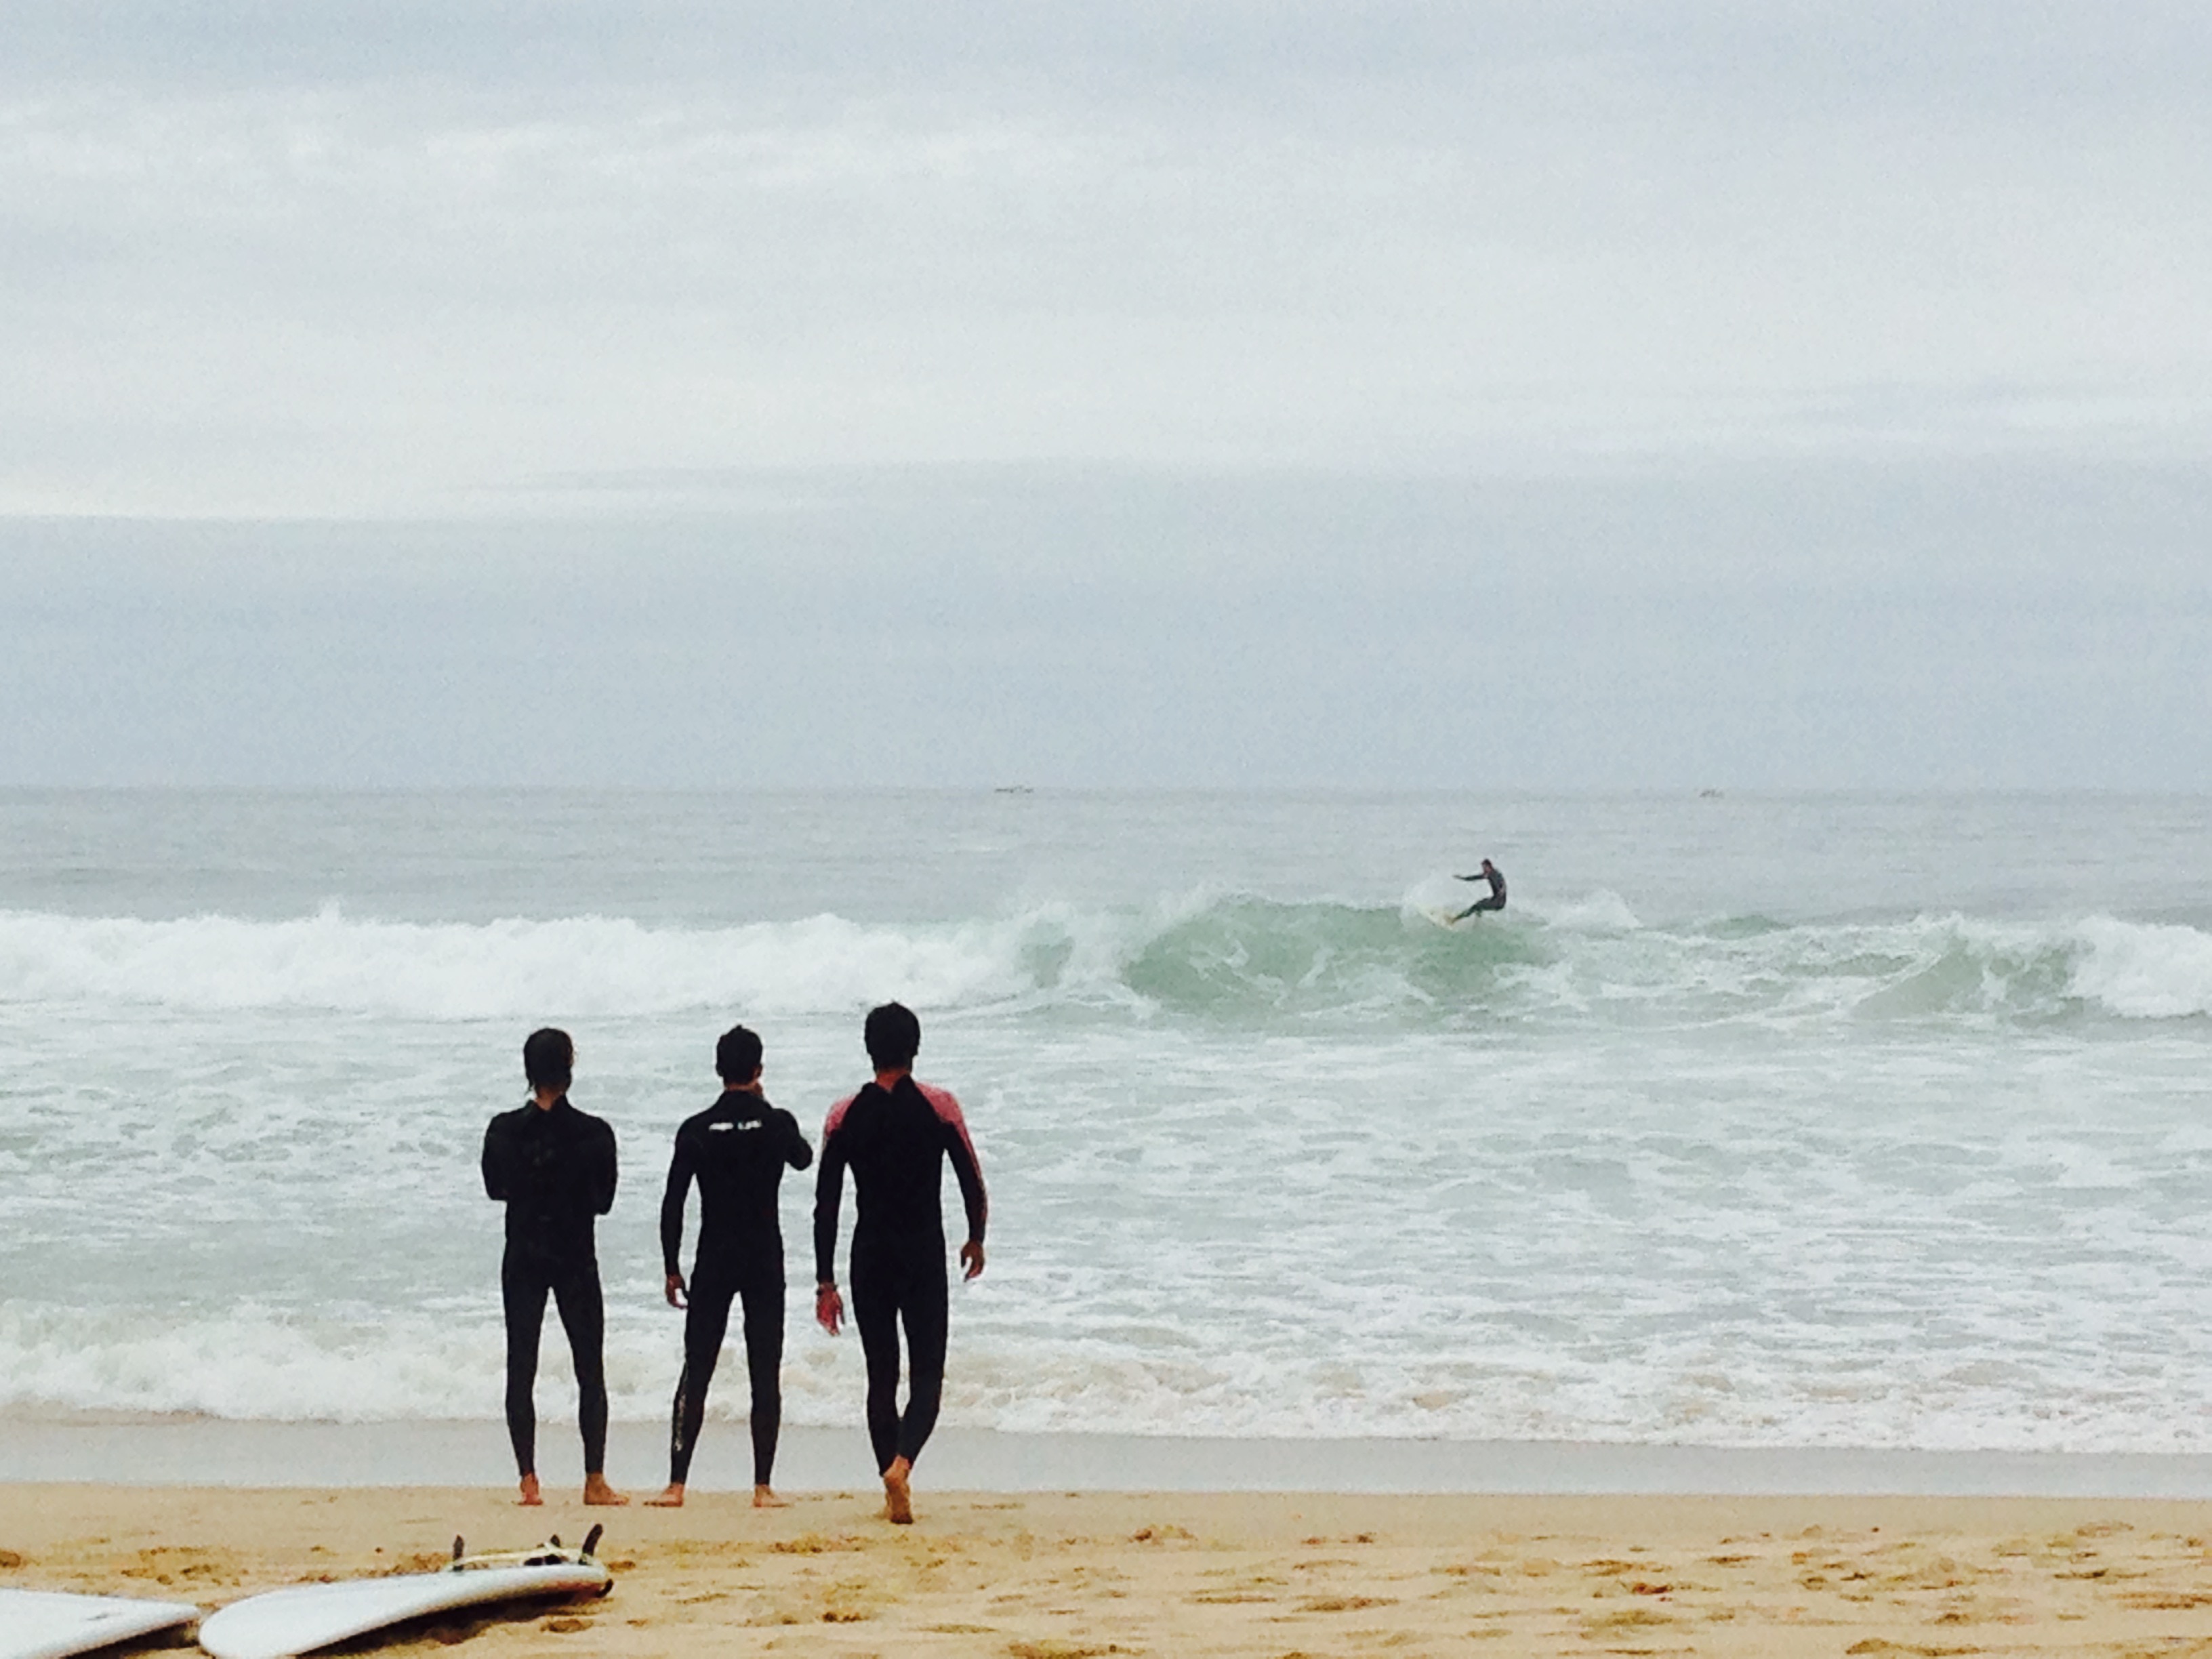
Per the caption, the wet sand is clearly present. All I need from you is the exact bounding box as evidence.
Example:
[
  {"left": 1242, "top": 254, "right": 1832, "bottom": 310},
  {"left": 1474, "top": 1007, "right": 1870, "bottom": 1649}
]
[
  {"left": 12, "top": 1415, "right": 2212, "bottom": 1499},
  {"left": 9, "top": 1481, "right": 2212, "bottom": 1656}
]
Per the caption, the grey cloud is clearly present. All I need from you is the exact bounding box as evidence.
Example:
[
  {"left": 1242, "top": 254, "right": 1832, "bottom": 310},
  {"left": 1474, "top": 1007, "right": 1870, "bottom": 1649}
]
[
  {"left": 5, "top": 3, "right": 2209, "bottom": 790},
  {"left": 6, "top": 62, "right": 2207, "bottom": 516},
  {"left": 8, "top": 3, "right": 2211, "bottom": 121}
]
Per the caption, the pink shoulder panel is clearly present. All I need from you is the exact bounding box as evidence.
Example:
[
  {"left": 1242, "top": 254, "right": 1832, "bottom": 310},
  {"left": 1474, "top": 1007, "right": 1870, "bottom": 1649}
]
[{"left": 918, "top": 1082, "right": 982, "bottom": 1164}]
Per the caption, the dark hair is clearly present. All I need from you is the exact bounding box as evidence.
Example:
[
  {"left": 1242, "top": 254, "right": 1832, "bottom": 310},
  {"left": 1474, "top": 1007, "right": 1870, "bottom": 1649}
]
[
  {"left": 716, "top": 1023, "right": 763, "bottom": 1084},
  {"left": 523, "top": 1027, "right": 574, "bottom": 1091},
  {"left": 863, "top": 1002, "right": 921, "bottom": 1071}
]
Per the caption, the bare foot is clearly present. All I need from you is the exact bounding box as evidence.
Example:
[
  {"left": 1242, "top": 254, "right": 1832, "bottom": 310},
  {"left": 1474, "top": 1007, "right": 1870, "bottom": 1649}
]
[
  {"left": 882, "top": 1456, "right": 914, "bottom": 1525},
  {"left": 645, "top": 1483, "right": 685, "bottom": 1508},
  {"left": 517, "top": 1474, "right": 543, "bottom": 1507},
  {"left": 753, "top": 1485, "right": 787, "bottom": 1509},
  {"left": 583, "top": 1474, "right": 629, "bottom": 1507}
]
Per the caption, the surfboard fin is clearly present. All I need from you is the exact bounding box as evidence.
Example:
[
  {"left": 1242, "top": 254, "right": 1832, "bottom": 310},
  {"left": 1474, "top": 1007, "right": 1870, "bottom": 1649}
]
[
  {"left": 451, "top": 1536, "right": 464, "bottom": 1563},
  {"left": 581, "top": 1525, "right": 603, "bottom": 1563}
]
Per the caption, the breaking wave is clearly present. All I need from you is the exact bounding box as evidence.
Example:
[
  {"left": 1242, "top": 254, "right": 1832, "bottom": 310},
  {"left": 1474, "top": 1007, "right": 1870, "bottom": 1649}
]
[{"left": 0, "top": 899, "right": 2203, "bottom": 1026}]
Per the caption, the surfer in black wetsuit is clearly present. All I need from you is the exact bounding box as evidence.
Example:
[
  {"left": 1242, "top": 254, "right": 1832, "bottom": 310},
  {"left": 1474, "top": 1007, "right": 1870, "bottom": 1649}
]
[
  {"left": 813, "top": 1002, "right": 988, "bottom": 1525},
  {"left": 1450, "top": 857, "right": 1507, "bottom": 921},
  {"left": 480, "top": 1027, "right": 626, "bottom": 1508},
  {"left": 649, "top": 1023, "right": 813, "bottom": 1511}
]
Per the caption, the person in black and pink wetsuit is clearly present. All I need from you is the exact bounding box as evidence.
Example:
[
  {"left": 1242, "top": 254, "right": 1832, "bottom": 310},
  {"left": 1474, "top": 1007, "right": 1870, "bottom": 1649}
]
[
  {"left": 480, "top": 1027, "right": 627, "bottom": 1509},
  {"left": 813, "top": 1001, "right": 987, "bottom": 1525},
  {"left": 1450, "top": 857, "right": 1508, "bottom": 921},
  {"left": 648, "top": 1023, "right": 813, "bottom": 1511}
]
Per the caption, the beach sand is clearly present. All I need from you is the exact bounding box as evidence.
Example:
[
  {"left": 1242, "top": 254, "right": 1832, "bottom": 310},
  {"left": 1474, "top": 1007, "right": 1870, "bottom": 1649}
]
[{"left": 8, "top": 1482, "right": 2212, "bottom": 1656}]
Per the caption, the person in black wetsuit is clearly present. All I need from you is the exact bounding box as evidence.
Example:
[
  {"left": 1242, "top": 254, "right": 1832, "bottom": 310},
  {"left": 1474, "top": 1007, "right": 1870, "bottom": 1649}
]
[
  {"left": 813, "top": 1002, "right": 987, "bottom": 1524},
  {"left": 480, "top": 1027, "right": 626, "bottom": 1508},
  {"left": 648, "top": 1023, "right": 813, "bottom": 1510},
  {"left": 1450, "top": 857, "right": 1508, "bottom": 921}
]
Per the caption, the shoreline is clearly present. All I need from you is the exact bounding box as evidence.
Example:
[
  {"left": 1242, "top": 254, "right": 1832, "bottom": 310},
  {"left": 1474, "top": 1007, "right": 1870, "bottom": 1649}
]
[
  {"left": 9, "top": 1414, "right": 2212, "bottom": 1498},
  {"left": 7, "top": 1482, "right": 2212, "bottom": 1656}
]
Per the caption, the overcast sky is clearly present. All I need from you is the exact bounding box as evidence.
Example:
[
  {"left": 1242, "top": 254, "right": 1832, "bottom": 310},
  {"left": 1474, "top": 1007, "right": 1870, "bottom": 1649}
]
[{"left": 5, "top": 3, "right": 2209, "bottom": 787}]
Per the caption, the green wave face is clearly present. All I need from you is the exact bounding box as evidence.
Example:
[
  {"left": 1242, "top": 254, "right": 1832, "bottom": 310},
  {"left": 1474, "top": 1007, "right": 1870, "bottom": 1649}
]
[
  {"left": 1097, "top": 898, "right": 2201, "bottom": 1032},
  {"left": 1119, "top": 898, "right": 1539, "bottom": 1024}
]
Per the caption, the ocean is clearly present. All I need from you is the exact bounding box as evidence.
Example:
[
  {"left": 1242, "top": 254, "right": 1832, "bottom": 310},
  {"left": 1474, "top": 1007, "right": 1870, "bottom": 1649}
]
[{"left": 3, "top": 789, "right": 2209, "bottom": 1459}]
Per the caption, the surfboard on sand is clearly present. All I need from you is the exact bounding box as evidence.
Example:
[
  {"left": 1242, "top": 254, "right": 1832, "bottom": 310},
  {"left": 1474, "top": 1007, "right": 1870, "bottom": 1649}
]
[
  {"left": 0, "top": 1588, "right": 201, "bottom": 1659},
  {"left": 197, "top": 1529, "right": 611, "bottom": 1659}
]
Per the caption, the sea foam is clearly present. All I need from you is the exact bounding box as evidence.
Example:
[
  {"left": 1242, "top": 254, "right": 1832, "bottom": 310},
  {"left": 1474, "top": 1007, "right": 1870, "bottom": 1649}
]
[
  {"left": 2070, "top": 914, "right": 2212, "bottom": 1019},
  {"left": 5, "top": 1296, "right": 2210, "bottom": 1456},
  {"left": 1, "top": 902, "right": 2206, "bottom": 1025},
  {"left": 0, "top": 906, "right": 1092, "bottom": 1019}
]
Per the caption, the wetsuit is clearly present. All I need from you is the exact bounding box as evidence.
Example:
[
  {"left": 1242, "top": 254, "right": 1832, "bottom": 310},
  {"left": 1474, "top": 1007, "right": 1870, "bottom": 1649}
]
[
  {"left": 481, "top": 1095, "right": 618, "bottom": 1480},
  {"left": 660, "top": 1089, "right": 813, "bottom": 1488},
  {"left": 1454, "top": 864, "right": 1507, "bottom": 919},
  {"left": 813, "top": 1077, "right": 987, "bottom": 1474}
]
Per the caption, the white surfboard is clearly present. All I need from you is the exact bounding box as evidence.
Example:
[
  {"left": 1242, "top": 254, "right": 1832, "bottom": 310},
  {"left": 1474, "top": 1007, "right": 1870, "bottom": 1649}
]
[
  {"left": 197, "top": 1534, "right": 610, "bottom": 1659},
  {"left": 0, "top": 1588, "right": 201, "bottom": 1659}
]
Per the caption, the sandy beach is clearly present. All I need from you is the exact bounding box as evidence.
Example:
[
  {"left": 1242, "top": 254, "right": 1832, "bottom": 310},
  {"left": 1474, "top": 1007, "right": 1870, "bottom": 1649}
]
[{"left": 9, "top": 1481, "right": 2212, "bottom": 1657}]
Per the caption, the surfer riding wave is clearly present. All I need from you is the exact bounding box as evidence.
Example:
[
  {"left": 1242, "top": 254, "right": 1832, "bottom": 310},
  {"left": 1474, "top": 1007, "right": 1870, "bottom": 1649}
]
[{"left": 1450, "top": 858, "right": 1507, "bottom": 922}]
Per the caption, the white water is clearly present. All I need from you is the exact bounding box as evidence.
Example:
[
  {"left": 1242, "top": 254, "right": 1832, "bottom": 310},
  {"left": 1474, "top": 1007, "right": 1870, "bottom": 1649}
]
[
  {"left": 2, "top": 790, "right": 2209, "bottom": 1454},
  {"left": 2, "top": 899, "right": 2205, "bottom": 1023}
]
